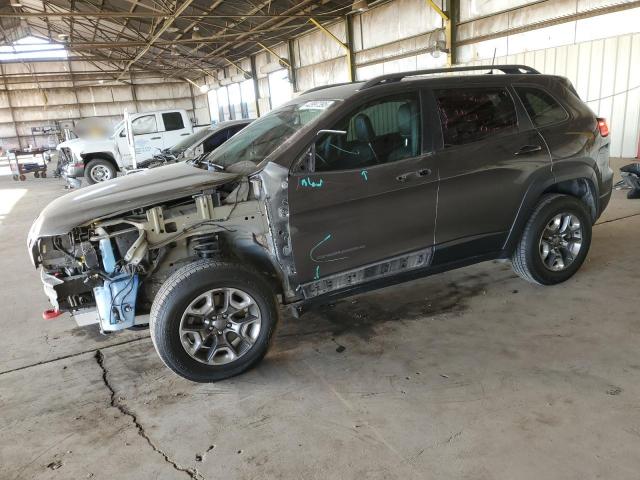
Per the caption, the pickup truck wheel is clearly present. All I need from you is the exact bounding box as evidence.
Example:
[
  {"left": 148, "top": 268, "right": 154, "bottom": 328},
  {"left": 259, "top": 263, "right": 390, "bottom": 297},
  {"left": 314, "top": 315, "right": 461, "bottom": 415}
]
[
  {"left": 85, "top": 158, "right": 116, "bottom": 184},
  {"left": 150, "top": 259, "right": 278, "bottom": 382},
  {"left": 512, "top": 194, "right": 592, "bottom": 285}
]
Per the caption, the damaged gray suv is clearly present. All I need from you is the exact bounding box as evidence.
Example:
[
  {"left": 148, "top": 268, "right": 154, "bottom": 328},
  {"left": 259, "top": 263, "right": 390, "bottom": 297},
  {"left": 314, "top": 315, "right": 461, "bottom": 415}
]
[{"left": 28, "top": 65, "right": 613, "bottom": 382}]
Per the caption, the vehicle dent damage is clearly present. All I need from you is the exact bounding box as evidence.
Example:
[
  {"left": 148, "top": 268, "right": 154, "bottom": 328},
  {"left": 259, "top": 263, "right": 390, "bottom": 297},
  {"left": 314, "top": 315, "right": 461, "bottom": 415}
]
[{"left": 29, "top": 162, "right": 295, "bottom": 332}]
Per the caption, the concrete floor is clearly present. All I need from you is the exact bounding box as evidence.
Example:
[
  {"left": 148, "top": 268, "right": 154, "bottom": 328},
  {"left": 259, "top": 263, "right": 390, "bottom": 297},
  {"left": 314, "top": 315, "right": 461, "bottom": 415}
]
[{"left": 1, "top": 159, "right": 639, "bottom": 480}]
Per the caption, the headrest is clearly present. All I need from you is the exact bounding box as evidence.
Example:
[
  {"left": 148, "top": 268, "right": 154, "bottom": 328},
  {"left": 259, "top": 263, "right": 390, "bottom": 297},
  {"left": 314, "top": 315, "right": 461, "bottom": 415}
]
[{"left": 354, "top": 114, "right": 375, "bottom": 143}]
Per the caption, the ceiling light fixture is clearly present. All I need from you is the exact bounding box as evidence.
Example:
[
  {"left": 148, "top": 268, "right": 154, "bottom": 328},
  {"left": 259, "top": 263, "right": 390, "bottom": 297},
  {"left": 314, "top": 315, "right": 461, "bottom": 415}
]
[
  {"left": 191, "top": 26, "right": 203, "bottom": 40},
  {"left": 198, "top": 84, "right": 209, "bottom": 93},
  {"left": 10, "top": 2, "right": 23, "bottom": 7},
  {"left": 351, "top": 0, "right": 368, "bottom": 12}
]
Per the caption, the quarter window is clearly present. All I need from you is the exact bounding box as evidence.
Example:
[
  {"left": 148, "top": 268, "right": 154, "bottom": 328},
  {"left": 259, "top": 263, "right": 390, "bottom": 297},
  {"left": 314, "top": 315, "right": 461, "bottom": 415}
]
[
  {"left": 162, "top": 112, "right": 185, "bottom": 131},
  {"left": 515, "top": 86, "right": 568, "bottom": 127},
  {"left": 434, "top": 88, "right": 517, "bottom": 147},
  {"left": 131, "top": 115, "right": 157, "bottom": 135},
  {"left": 314, "top": 93, "right": 421, "bottom": 172}
]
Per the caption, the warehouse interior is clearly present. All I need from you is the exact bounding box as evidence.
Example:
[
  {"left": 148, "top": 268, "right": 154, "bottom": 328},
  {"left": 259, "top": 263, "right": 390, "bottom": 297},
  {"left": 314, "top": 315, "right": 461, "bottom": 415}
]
[{"left": 1, "top": 0, "right": 640, "bottom": 479}]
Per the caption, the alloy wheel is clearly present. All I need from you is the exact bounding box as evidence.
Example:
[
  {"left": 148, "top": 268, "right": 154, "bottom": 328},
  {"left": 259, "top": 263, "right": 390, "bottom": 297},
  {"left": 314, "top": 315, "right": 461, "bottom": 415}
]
[
  {"left": 538, "top": 213, "right": 583, "bottom": 271},
  {"left": 179, "top": 288, "right": 262, "bottom": 365}
]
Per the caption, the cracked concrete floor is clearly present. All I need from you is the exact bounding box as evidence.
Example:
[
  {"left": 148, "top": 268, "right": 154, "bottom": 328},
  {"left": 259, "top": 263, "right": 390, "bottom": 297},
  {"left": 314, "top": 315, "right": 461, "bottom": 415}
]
[{"left": 1, "top": 159, "right": 640, "bottom": 480}]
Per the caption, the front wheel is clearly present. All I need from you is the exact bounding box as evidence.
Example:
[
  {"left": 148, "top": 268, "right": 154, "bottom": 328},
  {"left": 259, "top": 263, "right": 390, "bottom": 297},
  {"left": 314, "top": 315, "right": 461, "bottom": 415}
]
[
  {"left": 150, "top": 259, "right": 279, "bottom": 382},
  {"left": 85, "top": 158, "right": 116, "bottom": 184},
  {"left": 512, "top": 194, "right": 592, "bottom": 285}
]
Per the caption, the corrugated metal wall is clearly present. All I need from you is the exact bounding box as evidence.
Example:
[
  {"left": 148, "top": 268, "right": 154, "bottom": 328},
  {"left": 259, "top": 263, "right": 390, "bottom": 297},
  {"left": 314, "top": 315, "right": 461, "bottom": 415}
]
[{"left": 0, "top": 59, "right": 210, "bottom": 150}]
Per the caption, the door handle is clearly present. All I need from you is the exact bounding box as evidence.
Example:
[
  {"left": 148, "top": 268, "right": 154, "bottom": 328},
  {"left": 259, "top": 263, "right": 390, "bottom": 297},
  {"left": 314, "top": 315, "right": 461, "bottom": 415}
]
[
  {"left": 514, "top": 145, "right": 542, "bottom": 155},
  {"left": 150, "top": 136, "right": 161, "bottom": 140},
  {"left": 396, "top": 168, "right": 432, "bottom": 182},
  {"left": 180, "top": 133, "right": 190, "bottom": 136}
]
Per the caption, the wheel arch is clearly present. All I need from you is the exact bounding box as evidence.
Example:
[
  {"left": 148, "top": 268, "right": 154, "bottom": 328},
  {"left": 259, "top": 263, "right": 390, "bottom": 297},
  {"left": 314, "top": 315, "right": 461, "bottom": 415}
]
[
  {"left": 81, "top": 152, "right": 119, "bottom": 171},
  {"left": 503, "top": 167, "right": 599, "bottom": 256}
]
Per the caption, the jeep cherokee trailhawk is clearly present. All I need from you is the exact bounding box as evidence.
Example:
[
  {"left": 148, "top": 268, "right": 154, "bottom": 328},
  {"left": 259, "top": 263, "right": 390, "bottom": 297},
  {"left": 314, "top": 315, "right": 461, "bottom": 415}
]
[{"left": 28, "top": 65, "right": 613, "bottom": 382}]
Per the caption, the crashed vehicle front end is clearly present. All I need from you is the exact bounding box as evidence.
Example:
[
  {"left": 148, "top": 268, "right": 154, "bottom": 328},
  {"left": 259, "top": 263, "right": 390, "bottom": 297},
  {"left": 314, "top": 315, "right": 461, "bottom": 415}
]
[{"left": 27, "top": 161, "right": 294, "bottom": 332}]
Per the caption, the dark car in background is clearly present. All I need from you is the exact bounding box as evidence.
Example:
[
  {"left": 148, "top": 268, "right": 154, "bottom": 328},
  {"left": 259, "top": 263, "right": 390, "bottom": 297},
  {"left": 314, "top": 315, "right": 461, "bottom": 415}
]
[
  {"left": 28, "top": 65, "right": 612, "bottom": 382},
  {"left": 138, "top": 119, "right": 252, "bottom": 169}
]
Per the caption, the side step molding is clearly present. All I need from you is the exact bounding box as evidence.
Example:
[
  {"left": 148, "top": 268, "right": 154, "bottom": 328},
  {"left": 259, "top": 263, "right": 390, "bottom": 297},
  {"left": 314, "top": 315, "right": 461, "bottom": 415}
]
[{"left": 300, "top": 248, "right": 433, "bottom": 299}]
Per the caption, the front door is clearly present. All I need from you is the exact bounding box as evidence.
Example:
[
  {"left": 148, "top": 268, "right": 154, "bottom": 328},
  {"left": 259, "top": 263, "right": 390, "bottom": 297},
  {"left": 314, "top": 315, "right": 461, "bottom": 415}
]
[
  {"left": 288, "top": 92, "right": 439, "bottom": 286},
  {"left": 130, "top": 113, "right": 164, "bottom": 162},
  {"left": 428, "top": 85, "right": 552, "bottom": 263}
]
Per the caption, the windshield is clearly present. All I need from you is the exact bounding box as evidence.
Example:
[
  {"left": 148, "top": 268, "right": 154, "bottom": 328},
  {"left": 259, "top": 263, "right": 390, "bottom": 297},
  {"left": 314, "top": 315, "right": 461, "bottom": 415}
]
[
  {"left": 200, "top": 100, "right": 336, "bottom": 171},
  {"left": 110, "top": 120, "right": 124, "bottom": 138},
  {"left": 170, "top": 128, "right": 213, "bottom": 154}
]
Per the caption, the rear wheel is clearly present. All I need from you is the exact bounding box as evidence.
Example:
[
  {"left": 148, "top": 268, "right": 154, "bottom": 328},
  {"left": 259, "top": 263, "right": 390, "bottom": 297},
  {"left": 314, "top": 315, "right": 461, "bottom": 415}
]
[
  {"left": 512, "top": 194, "right": 592, "bottom": 285},
  {"left": 85, "top": 158, "right": 116, "bottom": 184},
  {"left": 150, "top": 259, "right": 278, "bottom": 382}
]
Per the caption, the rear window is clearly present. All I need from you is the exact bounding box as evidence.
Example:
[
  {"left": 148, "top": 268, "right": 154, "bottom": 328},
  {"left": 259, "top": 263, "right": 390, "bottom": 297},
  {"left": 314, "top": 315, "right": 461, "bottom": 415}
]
[
  {"left": 434, "top": 87, "right": 517, "bottom": 147},
  {"left": 162, "top": 112, "right": 185, "bottom": 131},
  {"left": 515, "top": 86, "right": 568, "bottom": 127}
]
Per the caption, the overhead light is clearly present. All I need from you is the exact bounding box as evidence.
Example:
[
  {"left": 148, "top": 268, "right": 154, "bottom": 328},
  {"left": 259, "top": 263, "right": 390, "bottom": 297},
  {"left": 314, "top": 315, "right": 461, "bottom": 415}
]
[
  {"left": 198, "top": 84, "right": 209, "bottom": 93},
  {"left": 351, "top": 0, "right": 368, "bottom": 12},
  {"left": 10, "top": 2, "right": 23, "bottom": 7},
  {"left": 191, "top": 26, "right": 202, "bottom": 40},
  {"left": 431, "top": 42, "right": 441, "bottom": 58},
  {"left": 57, "top": 33, "right": 68, "bottom": 40},
  {"left": 165, "top": 26, "right": 179, "bottom": 33},
  {"left": 98, "top": 79, "right": 104, "bottom": 84}
]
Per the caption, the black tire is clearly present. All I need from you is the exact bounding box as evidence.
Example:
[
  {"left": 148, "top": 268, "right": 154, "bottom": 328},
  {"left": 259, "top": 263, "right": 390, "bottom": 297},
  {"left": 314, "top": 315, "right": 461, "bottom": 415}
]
[
  {"left": 150, "top": 259, "right": 279, "bottom": 382},
  {"left": 85, "top": 158, "right": 117, "bottom": 184},
  {"left": 41, "top": 172, "right": 47, "bottom": 178},
  {"left": 512, "top": 194, "right": 592, "bottom": 285},
  {"left": 34, "top": 171, "right": 40, "bottom": 178}
]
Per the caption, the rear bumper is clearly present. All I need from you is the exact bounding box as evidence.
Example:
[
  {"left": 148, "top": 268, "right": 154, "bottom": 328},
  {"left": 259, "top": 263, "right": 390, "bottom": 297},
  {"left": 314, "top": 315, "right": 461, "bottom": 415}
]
[{"left": 598, "top": 179, "right": 613, "bottom": 218}]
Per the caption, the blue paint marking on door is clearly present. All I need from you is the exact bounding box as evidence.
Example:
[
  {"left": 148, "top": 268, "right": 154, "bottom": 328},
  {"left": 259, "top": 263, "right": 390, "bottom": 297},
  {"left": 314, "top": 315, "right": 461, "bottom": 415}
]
[
  {"left": 300, "top": 177, "right": 324, "bottom": 188},
  {"left": 310, "top": 233, "right": 332, "bottom": 261},
  {"left": 361, "top": 170, "right": 368, "bottom": 181}
]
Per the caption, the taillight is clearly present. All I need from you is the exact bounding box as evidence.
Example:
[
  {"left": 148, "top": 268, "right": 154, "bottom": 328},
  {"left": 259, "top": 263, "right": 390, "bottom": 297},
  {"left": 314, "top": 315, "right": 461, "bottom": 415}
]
[{"left": 597, "top": 117, "right": 609, "bottom": 137}]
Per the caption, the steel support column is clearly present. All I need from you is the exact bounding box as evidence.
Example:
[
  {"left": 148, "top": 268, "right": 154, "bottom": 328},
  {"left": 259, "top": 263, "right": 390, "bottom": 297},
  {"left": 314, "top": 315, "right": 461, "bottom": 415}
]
[{"left": 309, "top": 17, "right": 353, "bottom": 82}]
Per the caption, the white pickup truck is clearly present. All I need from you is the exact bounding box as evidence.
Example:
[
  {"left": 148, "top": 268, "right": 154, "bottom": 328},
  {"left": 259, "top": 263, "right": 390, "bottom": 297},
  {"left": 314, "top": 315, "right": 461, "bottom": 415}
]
[{"left": 57, "top": 109, "right": 194, "bottom": 184}]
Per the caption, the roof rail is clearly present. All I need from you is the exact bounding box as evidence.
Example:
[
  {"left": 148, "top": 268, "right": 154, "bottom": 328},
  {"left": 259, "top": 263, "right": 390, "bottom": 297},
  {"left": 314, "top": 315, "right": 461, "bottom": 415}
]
[
  {"left": 302, "top": 81, "right": 358, "bottom": 95},
  {"left": 361, "top": 64, "right": 540, "bottom": 89}
]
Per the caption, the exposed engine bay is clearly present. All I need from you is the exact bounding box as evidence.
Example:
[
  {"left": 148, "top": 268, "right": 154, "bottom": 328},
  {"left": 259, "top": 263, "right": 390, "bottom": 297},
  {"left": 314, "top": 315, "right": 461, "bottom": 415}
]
[{"left": 29, "top": 164, "right": 294, "bottom": 333}]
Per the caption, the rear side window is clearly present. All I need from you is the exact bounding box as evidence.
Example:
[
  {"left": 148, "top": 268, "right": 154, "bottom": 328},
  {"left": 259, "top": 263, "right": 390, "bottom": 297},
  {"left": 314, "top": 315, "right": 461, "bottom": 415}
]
[
  {"left": 515, "top": 86, "right": 568, "bottom": 127},
  {"left": 162, "top": 112, "right": 185, "bottom": 131},
  {"left": 434, "top": 87, "right": 517, "bottom": 147}
]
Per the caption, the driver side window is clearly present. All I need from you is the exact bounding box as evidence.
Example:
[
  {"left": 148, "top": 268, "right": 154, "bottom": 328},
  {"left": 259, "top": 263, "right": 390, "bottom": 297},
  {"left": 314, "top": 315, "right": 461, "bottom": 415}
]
[{"left": 314, "top": 93, "right": 421, "bottom": 172}]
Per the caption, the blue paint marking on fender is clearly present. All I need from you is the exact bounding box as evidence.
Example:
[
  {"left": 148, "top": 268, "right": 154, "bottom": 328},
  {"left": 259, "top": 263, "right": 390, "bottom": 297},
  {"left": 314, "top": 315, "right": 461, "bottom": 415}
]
[
  {"left": 314, "top": 265, "right": 320, "bottom": 280},
  {"left": 361, "top": 170, "right": 368, "bottom": 181},
  {"left": 300, "top": 177, "right": 324, "bottom": 188}
]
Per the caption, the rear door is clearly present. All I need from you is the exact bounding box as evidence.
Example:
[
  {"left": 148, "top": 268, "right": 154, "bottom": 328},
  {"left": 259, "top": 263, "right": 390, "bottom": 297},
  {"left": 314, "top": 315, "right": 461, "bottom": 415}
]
[
  {"left": 288, "top": 90, "right": 439, "bottom": 285},
  {"left": 429, "top": 84, "right": 552, "bottom": 263},
  {"left": 160, "top": 111, "right": 192, "bottom": 148}
]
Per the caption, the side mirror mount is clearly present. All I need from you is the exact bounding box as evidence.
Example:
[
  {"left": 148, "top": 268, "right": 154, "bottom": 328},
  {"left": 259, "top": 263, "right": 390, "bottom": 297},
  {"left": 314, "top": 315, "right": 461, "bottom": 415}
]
[
  {"left": 194, "top": 144, "right": 204, "bottom": 156},
  {"left": 303, "top": 144, "right": 316, "bottom": 173}
]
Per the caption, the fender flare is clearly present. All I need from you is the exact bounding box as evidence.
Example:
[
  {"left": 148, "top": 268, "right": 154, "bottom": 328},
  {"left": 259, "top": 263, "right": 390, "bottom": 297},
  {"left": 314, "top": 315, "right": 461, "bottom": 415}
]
[{"left": 503, "top": 164, "right": 599, "bottom": 255}]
